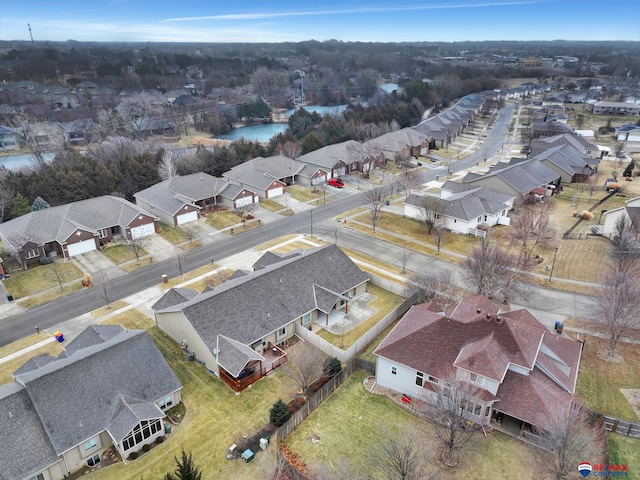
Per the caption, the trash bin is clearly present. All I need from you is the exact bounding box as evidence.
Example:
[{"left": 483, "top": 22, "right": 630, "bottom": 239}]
[
  {"left": 165, "top": 424, "right": 172, "bottom": 434},
  {"left": 554, "top": 321, "right": 563, "bottom": 334},
  {"left": 162, "top": 274, "right": 168, "bottom": 284},
  {"left": 259, "top": 438, "right": 269, "bottom": 450},
  {"left": 6, "top": 293, "right": 13, "bottom": 302},
  {"left": 54, "top": 331, "right": 64, "bottom": 342}
]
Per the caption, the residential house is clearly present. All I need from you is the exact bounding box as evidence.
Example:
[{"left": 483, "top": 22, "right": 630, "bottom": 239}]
[
  {"left": 600, "top": 196, "right": 640, "bottom": 238},
  {"left": 463, "top": 158, "right": 560, "bottom": 202},
  {"left": 0, "top": 325, "right": 182, "bottom": 480},
  {"left": 530, "top": 143, "right": 599, "bottom": 183},
  {"left": 530, "top": 132, "right": 601, "bottom": 159},
  {"left": 153, "top": 244, "right": 369, "bottom": 392},
  {"left": 134, "top": 173, "right": 257, "bottom": 226},
  {"left": 0, "top": 196, "right": 158, "bottom": 268},
  {"left": 0, "top": 125, "right": 17, "bottom": 151},
  {"left": 297, "top": 140, "right": 364, "bottom": 177},
  {"left": 615, "top": 123, "right": 640, "bottom": 143},
  {"left": 591, "top": 101, "right": 640, "bottom": 116},
  {"left": 57, "top": 119, "right": 100, "bottom": 145},
  {"left": 374, "top": 296, "right": 582, "bottom": 437},
  {"left": 222, "top": 155, "right": 295, "bottom": 199},
  {"left": 404, "top": 181, "right": 514, "bottom": 234},
  {"left": 529, "top": 118, "right": 574, "bottom": 139},
  {"left": 363, "top": 127, "right": 431, "bottom": 160}
]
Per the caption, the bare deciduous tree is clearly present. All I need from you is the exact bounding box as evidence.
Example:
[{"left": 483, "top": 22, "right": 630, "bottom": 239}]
[
  {"left": 423, "top": 372, "right": 477, "bottom": 467},
  {"left": 460, "top": 235, "right": 528, "bottom": 303},
  {"left": 509, "top": 200, "right": 557, "bottom": 267},
  {"left": 405, "top": 269, "right": 455, "bottom": 305},
  {"left": 174, "top": 250, "right": 188, "bottom": 278},
  {"left": 282, "top": 342, "right": 326, "bottom": 394},
  {"left": 46, "top": 263, "right": 72, "bottom": 292},
  {"left": 535, "top": 402, "right": 605, "bottom": 480},
  {"left": 397, "top": 167, "right": 423, "bottom": 201},
  {"left": 400, "top": 244, "right": 414, "bottom": 274},
  {"left": 418, "top": 196, "right": 446, "bottom": 235},
  {"left": 370, "top": 427, "right": 433, "bottom": 480},
  {"left": 14, "top": 117, "right": 65, "bottom": 170},
  {"left": 126, "top": 235, "right": 150, "bottom": 263},
  {"left": 363, "top": 185, "right": 386, "bottom": 233},
  {"left": 93, "top": 271, "right": 115, "bottom": 308},
  {"left": 181, "top": 222, "right": 199, "bottom": 244},
  {"left": 158, "top": 150, "right": 178, "bottom": 180}
]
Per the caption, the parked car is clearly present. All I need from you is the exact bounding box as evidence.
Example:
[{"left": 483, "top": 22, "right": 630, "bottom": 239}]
[{"left": 328, "top": 178, "right": 344, "bottom": 188}]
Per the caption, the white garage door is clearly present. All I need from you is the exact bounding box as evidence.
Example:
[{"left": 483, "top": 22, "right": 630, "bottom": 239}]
[
  {"left": 130, "top": 223, "right": 155, "bottom": 239},
  {"left": 176, "top": 211, "right": 198, "bottom": 225},
  {"left": 67, "top": 239, "right": 96, "bottom": 257},
  {"left": 236, "top": 195, "right": 254, "bottom": 207},
  {"left": 268, "top": 187, "right": 284, "bottom": 198}
]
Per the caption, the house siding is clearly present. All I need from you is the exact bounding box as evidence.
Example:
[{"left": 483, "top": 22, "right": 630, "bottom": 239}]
[
  {"left": 375, "top": 356, "right": 431, "bottom": 400},
  {"left": 134, "top": 198, "right": 174, "bottom": 226}
]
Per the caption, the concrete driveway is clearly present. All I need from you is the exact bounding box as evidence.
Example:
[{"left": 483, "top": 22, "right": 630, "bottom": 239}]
[
  {"left": 71, "top": 250, "right": 125, "bottom": 282},
  {"left": 144, "top": 235, "right": 181, "bottom": 262}
]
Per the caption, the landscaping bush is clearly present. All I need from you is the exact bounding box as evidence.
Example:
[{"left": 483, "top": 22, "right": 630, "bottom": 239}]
[
  {"left": 128, "top": 452, "right": 138, "bottom": 460},
  {"left": 141, "top": 444, "right": 151, "bottom": 452},
  {"left": 155, "top": 436, "right": 165, "bottom": 444},
  {"left": 322, "top": 357, "right": 342, "bottom": 377},
  {"left": 310, "top": 374, "right": 331, "bottom": 393},
  {"left": 39, "top": 257, "right": 54, "bottom": 265},
  {"left": 269, "top": 399, "right": 291, "bottom": 427}
]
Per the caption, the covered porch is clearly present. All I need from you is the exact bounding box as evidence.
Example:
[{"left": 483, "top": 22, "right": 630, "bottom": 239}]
[{"left": 218, "top": 343, "right": 288, "bottom": 392}]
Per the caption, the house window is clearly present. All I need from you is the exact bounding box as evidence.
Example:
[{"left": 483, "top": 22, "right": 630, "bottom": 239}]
[
  {"left": 485, "top": 406, "right": 491, "bottom": 417},
  {"left": 158, "top": 395, "right": 173, "bottom": 410},
  {"left": 477, "top": 216, "right": 481, "bottom": 222},
  {"left": 98, "top": 229, "right": 108, "bottom": 239},
  {"left": 84, "top": 437, "right": 98, "bottom": 451},
  {"left": 277, "top": 326, "right": 286, "bottom": 339},
  {"left": 443, "top": 383, "right": 452, "bottom": 398},
  {"left": 25, "top": 248, "right": 40, "bottom": 259},
  {"left": 415, "top": 372, "right": 424, "bottom": 387},
  {"left": 474, "top": 404, "right": 482, "bottom": 416},
  {"left": 87, "top": 453, "right": 100, "bottom": 467},
  {"left": 391, "top": 366, "right": 397, "bottom": 375},
  {"left": 121, "top": 419, "right": 162, "bottom": 451},
  {"left": 428, "top": 375, "right": 437, "bottom": 383},
  {"left": 470, "top": 373, "right": 486, "bottom": 386},
  {"left": 302, "top": 313, "right": 311, "bottom": 326},
  {"left": 30, "top": 474, "right": 45, "bottom": 480}
]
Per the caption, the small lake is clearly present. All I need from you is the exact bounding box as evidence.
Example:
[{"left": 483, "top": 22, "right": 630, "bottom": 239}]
[
  {"left": 216, "top": 105, "right": 349, "bottom": 142},
  {"left": 0, "top": 152, "right": 55, "bottom": 171}
]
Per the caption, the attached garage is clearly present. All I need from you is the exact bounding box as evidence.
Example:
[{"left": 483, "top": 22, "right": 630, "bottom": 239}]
[
  {"left": 235, "top": 195, "right": 254, "bottom": 208},
  {"left": 176, "top": 211, "right": 198, "bottom": 225},
  {"left": 67, "top": 239, "right": 97, "bottom": 257},
  {"left": 267, "top": 187, "right": 284, "bottom": 199},
  {"left": 333, "top": 167, "right": 346, "bottom": 177},
  {"left": 130, "top": 223, "right": 156, "bottom": 239}
]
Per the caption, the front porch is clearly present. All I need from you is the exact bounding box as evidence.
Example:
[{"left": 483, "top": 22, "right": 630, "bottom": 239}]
[{"left": 218, "top": 343, "right": 288, "bottom": 392}]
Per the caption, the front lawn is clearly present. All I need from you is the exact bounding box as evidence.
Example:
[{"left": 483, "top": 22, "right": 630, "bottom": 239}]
[
  {"left": 315, "top": 284, "right": 403, "bottom": 349},
  {"left": 284, "top": 371, "right": 551, "bottom": 479},
  {"left": 3, "top": 262, "right": 83, "bottom": 298},
  {"left": 206, "top": 211, "right": 241, "bottom": 230},
  {"left": 160, "top": 264, "right": 221, "bottom": 291},
  {"left": 260, "top": 199, "right": 286, "bottom": 212},
  {"left": 87, "top": 324, "right": 298, "bottom": 480},
  {"left": 102, "top": 244, "right": 138, "bottom": 264},
  {"left": 608, "top": 433, "right": 640, "bottom": 468},
  {"left": 0, "top": 339, "right": 63, "bottom": 385},
  {"left": 158, "top": 222, "right": 188, "bottom": 245},
  {"left": 287, "top": 184, "right": 322, "bottom": 202},
  {"left": 575, "top": 335, "right": 640, "bottom": 421}
]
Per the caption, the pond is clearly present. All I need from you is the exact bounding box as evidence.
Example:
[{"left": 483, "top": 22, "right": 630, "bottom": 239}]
[{"left": 215, "top": 105, "right": 348, "bottom": 143}]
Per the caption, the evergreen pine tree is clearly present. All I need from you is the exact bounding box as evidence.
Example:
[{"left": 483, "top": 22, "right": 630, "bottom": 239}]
[
  {"left": 269, "top": 398, "right": 291, "bottom": 427},
  {"left": 164, "top": 449, "right": 202, "bottom": 480},
  {"left": 11, "top": 192, "right": 31, "bottom": 218}
]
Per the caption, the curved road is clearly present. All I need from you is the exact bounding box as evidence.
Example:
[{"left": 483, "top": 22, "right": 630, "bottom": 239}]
[{"left": 3, "top": 104, "right": 591, "bottom": 347}]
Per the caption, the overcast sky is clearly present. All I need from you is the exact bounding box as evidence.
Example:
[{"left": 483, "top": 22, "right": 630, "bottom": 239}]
[{"left": 1, "top": 0, "right": 639, "bottom": 43}]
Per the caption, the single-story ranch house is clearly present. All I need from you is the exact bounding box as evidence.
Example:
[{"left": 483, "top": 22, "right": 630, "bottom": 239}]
[
  {"left": 404, "top": 181, "right": 514, "bottom": 234},
  {"left": 134, "top": 172, "right": 257, "bottom": 226},
  {"left": 0, "top": 325, "right": 182, "bottom": 480},
  {"left": 374, "top": 296, "right": 582, "bottom": 437},
  {"left": 0, "top": 195, "right": 158, "bottom": 268},
  {"left": 153, "top": 244, "right": 369, "bottom": 392}
]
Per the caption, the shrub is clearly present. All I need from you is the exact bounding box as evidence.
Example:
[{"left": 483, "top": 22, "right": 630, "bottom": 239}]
[
  {"left": 128, "top": 452, "right": 138, "bottom": 460},
  {"left": 141, "top": 444, "right": 151, "bottom": 452},
  {"left": 322, "top": 357, "right": 342, "bottom": 377},
  {"left": 39, "top": 257, "right": 54, "bottom": 265},
  {"left": 269, "top": 399, "right": 291, "bottom": 427},
  {"left": 155, "top": 436, "right": 165, "bottom": 444}
]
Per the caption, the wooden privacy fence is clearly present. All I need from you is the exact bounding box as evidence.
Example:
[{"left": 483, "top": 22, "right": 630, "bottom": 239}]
[
  {"left": 562, "top": 190, "right": 617, "bottom": 239},
  {"left": 587, "top": 409, "right": 640, "bottom": 439}
]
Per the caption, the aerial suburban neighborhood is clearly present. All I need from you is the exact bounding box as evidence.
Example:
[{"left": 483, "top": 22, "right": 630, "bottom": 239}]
[{"left": 0, "top": 28, "right": 639, "bottom": 480}]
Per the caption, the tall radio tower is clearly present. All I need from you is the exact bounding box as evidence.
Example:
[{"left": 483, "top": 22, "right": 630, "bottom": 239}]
[{"left": 28, "top": 23, "right": 34, "bottom": 46}]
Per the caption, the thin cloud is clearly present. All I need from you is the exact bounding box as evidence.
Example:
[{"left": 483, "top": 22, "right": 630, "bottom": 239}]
[{"left": 162, "top": 1, "right": 553, "bottom": 23}]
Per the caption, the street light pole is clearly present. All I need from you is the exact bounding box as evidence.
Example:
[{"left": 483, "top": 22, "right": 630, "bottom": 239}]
[
  {"left": 310, "top": 210, "right": 313, "bottom": 239},
  {"left": 548, "top": 247, "right": 559, "bottom": 282}
]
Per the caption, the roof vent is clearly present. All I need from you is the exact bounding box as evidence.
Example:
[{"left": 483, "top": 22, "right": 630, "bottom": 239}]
[
  {"left": 268, "top": 313, "right": 271, "bottom": 318},
  {"left": 495, "top": 316, "right": 503, "bottom": 324},
  {"left": 486, "top": 313, "right": 491, "bottom": 320},
  {"left": 476, "top": 309, "right": 481, "bottom": 314},
  {"left": 280, "top": 278, "right": 283, "bottom": 283}
]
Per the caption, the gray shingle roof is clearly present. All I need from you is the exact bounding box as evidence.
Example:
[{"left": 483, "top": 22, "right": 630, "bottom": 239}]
[
  {"left": 134, "top": 173, "right": 229, "bottom": 216},
  {"left": 151, "top": 288, "right": 200, "bottom": 311},
  {"left": 107, "top": 395, "right": 165, "bottom": 443},
  {"left": 217, "top": 335, "right": 265, "bottom": 378},
  {"left": 13, "top": 327, "right": 181, "bottom": 455},
  {"left": 0, "top": 196, "right": 157, "bottom": 250},
  {"left": 463, "top": 159, "right": 559, "bottom": 195},
  {"left": 252, "top": 250, "right": 303, "bottom": 270},
  {"left": 158, "top": 244, "right": 368, "bottom": 350},
  {"left": 297, "top": 140, "right": 362, "bottom": 169},
  {"left": 0, "top": 383, "right": 60, "bottom": 480}
]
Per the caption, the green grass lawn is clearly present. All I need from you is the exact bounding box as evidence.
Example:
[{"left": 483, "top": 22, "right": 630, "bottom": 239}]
[
  {"left": 315, "top": 284, "right": 404, "bottom": 349},
  {"left": 102, "top": 244, "right": 139, "bottom": 264},
  {"left": 608, "top": 433, "right": 640, "bottom": 469},
  {"left": 3, "top": 262, "right": 83, "bottom": 298},
  {"left": 206, "top": 211, "right": 241, "bottom": 230},
  {"left": 158, "top": 222, "right": 189, "bottom": 245},
  {"left": 575, "top": 335, "right": 640, "bottom": 421},
  {"left": 87, "top": 323, "right": 298, "bottom": 480},
  {"left": 284, "top": 371, "right": 550, "bottom": 479}
]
